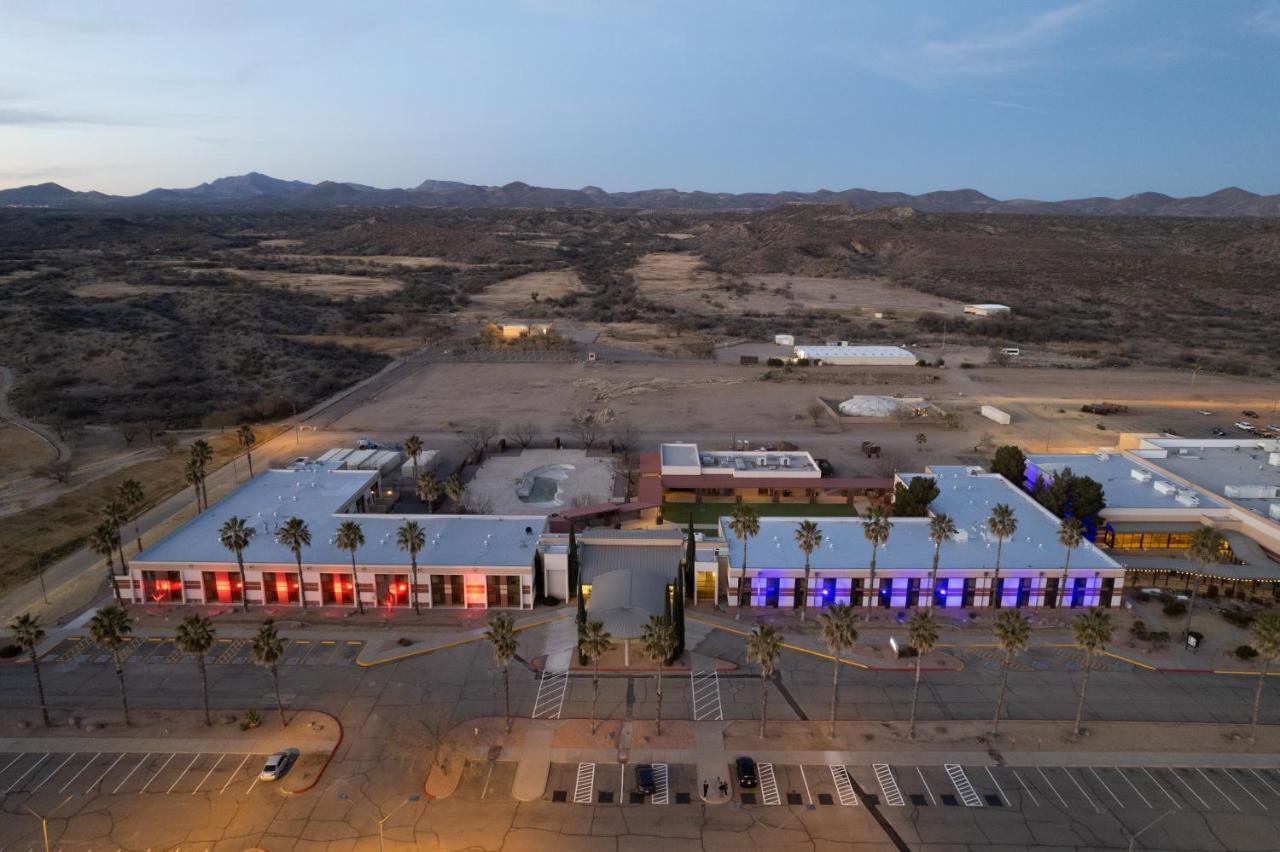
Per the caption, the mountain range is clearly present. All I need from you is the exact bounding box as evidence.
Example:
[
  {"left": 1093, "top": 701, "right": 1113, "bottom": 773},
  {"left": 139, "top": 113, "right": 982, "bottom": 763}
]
[{"left": 3, "top": 172, "right": 1279, "bottom": 216}]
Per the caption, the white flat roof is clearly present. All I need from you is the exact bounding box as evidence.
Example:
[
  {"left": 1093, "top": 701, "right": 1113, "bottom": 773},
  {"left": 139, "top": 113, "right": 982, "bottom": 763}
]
[
  {"left": 793, "top": 345, "right": 916, "bottom": 359},
  {"left": 1027, "top": 453, "right": 1228, "bottom": 511},
  {"left": 965, "top": 303, "right": 1011, "bottom": 310}
]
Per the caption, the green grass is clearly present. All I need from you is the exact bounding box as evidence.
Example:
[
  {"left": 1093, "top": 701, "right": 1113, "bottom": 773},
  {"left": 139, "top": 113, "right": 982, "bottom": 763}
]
[{"left": 661, "top": 501, "right": 859, "bottom": 526}]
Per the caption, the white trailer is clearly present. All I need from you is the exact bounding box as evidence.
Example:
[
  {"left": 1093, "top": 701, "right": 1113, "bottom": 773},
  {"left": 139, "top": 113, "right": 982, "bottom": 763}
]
[
  {"left": 980, "top": 405, "right": 1011, "bottom": 425},
  {"left": 774, "top": 334, "right": 795, "bottom": 347}
]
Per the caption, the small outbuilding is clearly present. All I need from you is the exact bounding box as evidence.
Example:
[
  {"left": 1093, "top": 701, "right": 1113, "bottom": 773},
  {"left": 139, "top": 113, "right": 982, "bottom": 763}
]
[
  {"left": 964, "top": 304, "right": 1012, "bottom": 317},
  {"left": 793, "top": 344, "right": 916, "bottom": 366}
]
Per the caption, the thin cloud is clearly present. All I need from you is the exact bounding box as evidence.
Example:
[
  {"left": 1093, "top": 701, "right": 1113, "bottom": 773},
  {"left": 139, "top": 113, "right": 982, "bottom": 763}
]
[
  {"left": 0, "top": 106, "right": 144, "bottom": 126},
  {"left": 1247, "top": 2, "right": 1280, "bottom": 36},
  {"left": 985, "top": 100, "right": 1037, "bottom": 111}
]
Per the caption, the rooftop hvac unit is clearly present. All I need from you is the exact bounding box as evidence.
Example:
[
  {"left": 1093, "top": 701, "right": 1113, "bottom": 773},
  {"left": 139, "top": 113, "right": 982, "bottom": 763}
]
[
  {"left": 781, "top": 457, "right": 792, "bottom": 468},
  {"left": 1270, "top": 503, "right": 1280, "bottom": 521},
  {"left": 1175, "top": 490, "right": 1201, "bottom": 507},
  {"left": 1152, "top": 481, "right": 1177, "bottom": 495},
  {"left": 952, "top": 529, "right": 969, "bottom": 542},
  {"left": 1130, "top": 468, "right": 1152, "bottom": 483}
]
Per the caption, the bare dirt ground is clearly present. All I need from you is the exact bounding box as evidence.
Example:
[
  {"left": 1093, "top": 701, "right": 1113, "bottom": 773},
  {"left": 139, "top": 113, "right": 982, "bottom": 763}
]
[
  {"left": 468, "top": 268, "right": 582, "bottom": 311},
  {"left": 216, "top": 268, "right": 403, "bottom": 298},
  {"left": 257, "top": 252, "right": 459, "bottom": 269},
  {"left": 283, "top": 334, "right": 425, "bottom": 357},
  {"left": 71, "top": 281, "right": 180, "bottom": 298},
  {"left": 0, "top": 421, "right": 51, "bottom": 473},
  {"left": 582, "top": 322, "right": 734, "bottom": 357}
]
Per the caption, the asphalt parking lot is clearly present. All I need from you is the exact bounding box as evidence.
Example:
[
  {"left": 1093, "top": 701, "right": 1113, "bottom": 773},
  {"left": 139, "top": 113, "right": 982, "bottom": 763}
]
[{"left": 41, "top": 635, "right": 364, "bottom": 667}]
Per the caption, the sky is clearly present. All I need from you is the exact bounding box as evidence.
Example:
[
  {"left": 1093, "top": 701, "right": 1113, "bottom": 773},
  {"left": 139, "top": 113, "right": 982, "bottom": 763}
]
[{"left": 1, "top": 0, "right": 1279, "bottom": 199}]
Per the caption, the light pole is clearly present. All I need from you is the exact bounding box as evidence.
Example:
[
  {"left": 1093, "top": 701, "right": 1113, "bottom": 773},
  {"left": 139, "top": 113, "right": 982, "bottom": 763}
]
[
  {"left": 291, "top": 399, "right": 300, "bottom": 446},
  {"left": 26, "top": 794, "right": 75, "bottom": 852},
  {"left": 1125, "top": 808, "right": 1175, "bottom": 851},
  {"left": 338, "top": 792, "right": 421, "bottom": 851}
]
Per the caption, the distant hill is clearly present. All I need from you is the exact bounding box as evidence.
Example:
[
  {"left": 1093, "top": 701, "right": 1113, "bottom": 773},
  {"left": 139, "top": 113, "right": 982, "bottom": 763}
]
[{"left": 3, "top": 172, "right": 1279, "bottom": 216}]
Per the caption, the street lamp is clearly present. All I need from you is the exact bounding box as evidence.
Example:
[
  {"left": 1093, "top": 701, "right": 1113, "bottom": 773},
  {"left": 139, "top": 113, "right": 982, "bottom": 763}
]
[
  {"left": 26, "top": 794, "right": 75, "bottom": 852},
  {"left": 1125, "top": 808, "right": 1176, "bottom": 851},
  {"left": 338, "top": 792, "right": 422, "bottom": 851}
]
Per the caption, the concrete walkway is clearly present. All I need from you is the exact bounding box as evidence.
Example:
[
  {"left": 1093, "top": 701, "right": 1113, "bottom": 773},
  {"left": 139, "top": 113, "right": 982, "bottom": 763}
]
[{"left": 511, "top": 720, "right": 556, "bottom": 801}]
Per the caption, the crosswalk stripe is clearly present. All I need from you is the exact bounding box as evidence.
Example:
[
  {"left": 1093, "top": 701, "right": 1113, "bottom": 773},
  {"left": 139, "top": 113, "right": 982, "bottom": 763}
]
[
  {"left": 944, "top": 764, "right": 983, "bottom": 807},
  {"left": 574, "top": 762, "right": 595, "bottom": 804},
  {"left": 873, "top": 763, "right": 905, "bottom": 806},
  {"left": 758, "top": 762, "right": 782, "bottom": 806},
  {"left": 830, "top": 765, "right": 858, "bottom": 806}
]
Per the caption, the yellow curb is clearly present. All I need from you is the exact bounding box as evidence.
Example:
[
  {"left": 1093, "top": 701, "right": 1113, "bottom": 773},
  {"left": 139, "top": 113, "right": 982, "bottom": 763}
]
[
  {"left": 1102, "top": 651, "right": 1156, "bottom": 671},
  {"left": 1213, "top": 670, "right": 1280, "bottom": 677},
  {"left": 355, "top": 615, "right": 564, "bottom": 667},
  {"left": 689, "top": 615, "right": 871, "bottom": 669}
]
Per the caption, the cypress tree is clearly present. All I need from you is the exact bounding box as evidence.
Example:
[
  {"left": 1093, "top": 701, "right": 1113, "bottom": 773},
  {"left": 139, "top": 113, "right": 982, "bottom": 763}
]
[
  {"left": 570, "top": 526, "right": 585, "bottom": 626},
  {"left": 672, "top": 561, "right": 686, "bottom": 659},
  {"left": 685, "top": 516, "right": 697, "bottom": 595}
]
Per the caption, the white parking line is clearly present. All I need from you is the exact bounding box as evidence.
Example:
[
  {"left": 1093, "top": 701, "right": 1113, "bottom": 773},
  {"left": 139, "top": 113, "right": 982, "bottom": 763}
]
[
  {"left": 1115, "top": 767, "right": 1152, "bottom": 809},
  {"left": 799, "top": 765, "right": 812, "bottom": 806},
  {"left": 5, "top": 754, "right": 50, "bottom": 793},
  {"left": 59, "top": 753, "right": 99, "bottom": 794},
  {"left": 139, "top": 753, "right": 176, "bottom": 794},
  {"left": 1036, "top": 767, "right": 1068, "bottom": 808},
  {"left": 830, "top": 765, "right": 858, "bottom": 806},
  {"left": 758, "top": 762, "right": 782, "bottom": 806},
  {"left": 87, "top": 753, "right": 126, "bottom": 794},
  {"left": 245, "top": 768, "right": 263, "bottom": 796},
  {"left": 1225, "top": 770, "right": 1267, "bottom": 810},
  {"left": 221, "top": 754, "right": 251, "bottom": 794},
  {"left": 30, "top": 754, "right": 75, "bottom": 794},
  {"left": 915, "top": 767, "right": 937, "bottom": 806},
  {"left": 1062, "top": 768, "right": 1101, "bottom": 813},
  {"left": 112, "top": 754, "right": 150, "bottom": 794},
  {"left": 1087, "top": 767, "right": 1123, "bottom": 809},
  {"left": 984, "top": 767, "right": 1010, "bottom": 807},
  {"left": 652, "top": 763, "right": 669, "bottom": 805},
  {"left": 1249, "top": 768, "right": 1280, "bottom": 798},
  {"left": 193, "top": 754, "right": 225, "bottom": 795},
  {"left": 0, "top": 753, "right": 26, "bottom": 778},
  {"left": 532, "top": 670, "right": 568, "bottom": 720},
  {"left": 166, "top": 754, "right": 201, "bottom": 794},
  {"left": 873, "top": 764, "right": 905, "bottom": 807},
  {"left": 1010, "top": 770, "right": 1039, "bottom": 807},
  {"left": 1167, "top": 768, "right": 1210, "bottom": 810},
  {"left": 1140, "top": 767, "right": 1182, "bottom": 810},
  {"left": 1194, "top": 768, "right": 1240, "bottom": 811}
]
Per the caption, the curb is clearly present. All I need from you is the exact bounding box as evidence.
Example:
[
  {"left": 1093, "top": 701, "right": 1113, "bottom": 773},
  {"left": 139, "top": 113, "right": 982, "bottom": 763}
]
[
  {"left": 284, "top": 712, "right": 344, "bottom": 796},
  {"left": 356, "top": 615, "right": 563, "bottom": 667}
]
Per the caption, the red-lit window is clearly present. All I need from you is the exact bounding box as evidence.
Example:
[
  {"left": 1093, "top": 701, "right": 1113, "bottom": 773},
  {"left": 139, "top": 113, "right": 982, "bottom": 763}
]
[
  {"left": 375, "top": 574, "right": 411, "bottom": 608},
  {"left": 202, "top": 571, "right": 243, "bottom": 604},
  {"left": 262, "top": 571, "right": 300, "bottom": 604},
  {"left": 142, "top": 570, "right": 183, "bottom": 603},
  {"left": 321, "top": 573, "right": 356, "bottom": 605}
]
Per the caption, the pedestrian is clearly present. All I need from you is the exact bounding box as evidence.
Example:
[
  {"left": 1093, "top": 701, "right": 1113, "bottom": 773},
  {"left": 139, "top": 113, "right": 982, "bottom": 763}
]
[
  {"left": 719, "top": 779, "right": 728, "bottom": 797},
  {"left": 703, "top": 780, "right": 709, "bottom": 797}
]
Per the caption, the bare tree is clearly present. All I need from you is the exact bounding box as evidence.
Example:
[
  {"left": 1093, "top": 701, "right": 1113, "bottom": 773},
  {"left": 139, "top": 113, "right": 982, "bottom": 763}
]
[
  {"left": 806, "top": 401, "right": 827, "bottom": 429},
  {"left": 36, "top": 460, "right": 72, "bottom": 484},
  {"left": 571, "top": 410, "right": 602, "bottom": 449},
  {"left": 509, "top": 421, "right": 536, "bottom": 449},
  {"left": 119, "top": 424, "right": 142, "bottom": 446},
  {"left": 463, "top": 419, "right": 499, "bottom": 456},
  {"left": 609, "top": 419, "right": 638, "bottom": 454},
  {"left": 612, "top": 454, "right": 637, "bottom": 501}
]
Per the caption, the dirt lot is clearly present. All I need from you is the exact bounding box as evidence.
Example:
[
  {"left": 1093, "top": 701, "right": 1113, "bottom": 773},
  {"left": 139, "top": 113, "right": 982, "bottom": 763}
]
[
  {"left": 72, "top": 281, "right": 181, "bottom": 298},
  {"left": 259, "top": 252, "right": 459, "bottom": 269},
  {"left": 468, "top": 268, "right": 582, "bottom": 310},
  {"left": 0, "top": 422, "right": 50, "bottom": 472},
  {"left": 218, "top": 268, "right": 403, "bottom": 298},
  {"left": 283, "top": 334, "right": 425, "bottom": 357}
]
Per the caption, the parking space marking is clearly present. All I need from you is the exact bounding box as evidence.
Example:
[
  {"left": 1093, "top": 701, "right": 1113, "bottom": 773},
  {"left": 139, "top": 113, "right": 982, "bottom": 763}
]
[
  {"left": 1087, "top": 767, "right": 1123, "bottom": 809},
  {"left": 653, "top": 763, "right": 669, "bottom": 805},
  {"left": 532, "top": 670, "right": 568, "bottom": 720},
  {"left": 690, "top": 669, "right": 724, "bottom": 721},
  {"left": 59, "top": 753, "right": 99, "bottom": 794},
  {"left": 0, "top": 753, "right": 26, "bottom": 778},
  {"left": 166, "top": 754, "right": 201, "bottom": 794},
  {"left": 1063, "top": 768, "right": 1101, "bottom": 813},
  {"left": 221, "top": 754, "right": 251, "bottom": 794},
  {"left": 1140, "top": 767, "right": 1182, "bottom": 810},
  {"left": 984, "top": 767, "right": 1010, "bottom": 807},
  {"left": 1226, "top": 770, "right": 1267, "bottom": 810},
  {"left": 830, "top": 765, "right": 858, "bottom": 806},
  {"left": 139, "top": 753, "right": 176, "bottom": 794},
  {"left": 758, "top": 762, "right": 782, "bottom": 806},
  {"left": 87, "top": 753, "right": 126, "bottom": 793},
  {"left": 193, "top": 754, "right": 224, "bottom": 795},
  {"left": 1115, "top": 767, "right": 1152, "bottom": 809},
  {"left": 1036, "top": 767, "right": 1068, "bottom": 808},
  {"left": 916, "top": 767, "right": 938, "bottom": 806},
  {"left": 5, "top": 754, "right": 50, "bottom": 793},
  {"left": 873, "top": 764, "right": 905, "bottom": 807},
  {"left": 944, "top": 764, "right": 983, "bottom": 807},
  {"left": 1249, "top": 768, "right": 1280, "bottom": 798},
  {"left": 1167, "top": 769, "right": 1210, "bottom": 810},
  {"left": 30, "top": 753, "right": 75, "bottom": 794},
  {"left": 112, "top": 753, "right": 150, "bottom": 794},
  {"left": 245, "top": 766, "right": 263, "bottom": 796},
  {"left": 799, "top": 765, "right": 812, "bottom": 806},
  {"left": 574, "top": 762, "right": 595, "bottom": 804},
  {"left": 1009, "top": 770, "right": 1038, "bottom": 807},
  {"left": 1194, "top": 768, "right": 1240, "bottom": 811}
]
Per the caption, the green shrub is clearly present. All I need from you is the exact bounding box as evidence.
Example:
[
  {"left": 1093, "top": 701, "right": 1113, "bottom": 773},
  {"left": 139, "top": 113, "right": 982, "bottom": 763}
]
[
  {"left": 1148, "top": 631, "right": 1170, "bottom": 647},
  {"left": 0, "top": 645, "right": 22, "bottom": 659},
  {"left": 1130, "top": 620, "right": 1149, "bottom": 640},
  {"left": 1236, "top": 645, "right": 1259, "bottom": 660},
  {"left": 1222, "top": 609, "right": 1255, "bottom": 629},
  {"left": 1162, "top": 601, "right": 1187, "bottom": 617}
]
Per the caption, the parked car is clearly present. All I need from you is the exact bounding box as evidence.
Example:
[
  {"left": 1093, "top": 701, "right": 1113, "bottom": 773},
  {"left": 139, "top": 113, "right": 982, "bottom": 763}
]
[
  {"left": 1197, "top": 409, "right": 1213, "bottom": 416},
  {"left": 1243, "top": 410, "right": 1260, "bottom": 418},
  {"left": 1212, "top": 428, "right": 1227, "bottom": 437},
  {"left": 1236, "top": 421, "right": 1256, "bottom": 432},
  {"left": 635, "top": 764, "right": 655, "bottom": 796},
  {"left": 736, "top": 756, "right": 758, "bottom": 789},
  {"left": 259, "top": 751, "right": 294, "bottom": 781},
  {"left": 286, "top": 456, "right": 310, "bottom": 469},
  {"left": 356, "top": 437, "right": 379, "bottom": 450}
]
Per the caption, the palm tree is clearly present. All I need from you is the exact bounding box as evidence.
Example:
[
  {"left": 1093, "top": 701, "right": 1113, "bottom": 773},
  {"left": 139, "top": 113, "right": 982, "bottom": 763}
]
[
  {"left": 396, "top": 520, "right": 425, "bottom": 614},
  {"left": 819, "top": 603, "right": 857, "bottom": 737},
  {"left": 1249, "top": 612, "right": 1280, "bottom": 741},
  {"left": 728, "top": 504, "right": 759, "bottom": 620},
  {"left": 174, "top": 615, "right": 215, "bottom": 726},
  {"left": 927, "top": 513, "right": 957, "bottom": 606},
  {"left": 88, "top": 605, "right": 133, "bottom": 726},
  {"left": 404, "top": 434, "right": 423, "bottom": 483},
  {"left": 102, "top": 499, "right": 130, "bottom": 574},
  {"left": 991, "top": 609, "right": 1030, "bottom": 735},
  {"left": 416, "top": 471, "right": 440, "bottom": 512},
  {"left": 236, "top": 424, "right": 257, "bottom": 478},
  {"left": 90, "top": 522, "right": 124, "bottom": 606},
  {"left": 578, "top": 620, "right": 613, "bottom": 734},
  {"left": 863, "top": 506, "right": 892, "bottom": 616},
  {"left": 794, "top": 520, "right": 822, "bottom": 622},
  {"left": 746, "top": 624, "right": 783, "bottom": 738},
  {"left": 191, "top": 439, "right": 213, "bottom": 508},
  {"left": 10, "top": 613, "right": 50, "bottom": 726},
  {"left": 445, "top": 472, "right": 466, "bottom": 510},
  {"left": 1057, "top": 518, "right": 1084, "bottom": 607},
  {"left": 987, "top": 504, "right": 1017, "bottom": 609},
  {"left": 485, "top": 613, "right": 519, "bottom": 733},
  {"left": 639, "top": 614, "right": 677, "bottom": 735},
  {"left": 276, "top": 517, "right": 311, "bottom": 609},
  {"left": 218, "top": 516, "right": 255, "bottom": 612},
  {"left": 1185, "top": 525, "right": 1225, "bottom": 636},
  {"left": 335, "top": 521, "right": 365, "bottom": 614},
  {"left": 184, "top": 456, "right": 204, "bottom": 512},
  {"left": 1071, "top": 606, "right": 1114, "bottom": 738},
  {"left": 251, "top": 619, "right": 287, "bottom": 726},
  {"left": 906, "top": 609, "right": 939, "bottom": 739},
  {"left": 118, "top": 479, "right": 146, "bottom": 553}
]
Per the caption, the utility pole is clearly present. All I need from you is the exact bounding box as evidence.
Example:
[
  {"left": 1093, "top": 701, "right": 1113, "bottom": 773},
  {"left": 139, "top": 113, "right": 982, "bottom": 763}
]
[
  {"left": 1125, "top": 808, "right": 1176, "bottom": 851},
  {"left": 36, "top": 551, "right": 48, "bottom": 605}
]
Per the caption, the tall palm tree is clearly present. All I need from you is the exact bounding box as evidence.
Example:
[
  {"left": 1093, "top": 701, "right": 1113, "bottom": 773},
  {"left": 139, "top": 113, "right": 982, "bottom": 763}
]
[
  {"left": 117, "top": 479, "right": 146, "bottom": 553},
  {"left": 90, "top": 522, "right": 124, "bottom": 606},
  {"left": 1071, "top": 606, "right": 1114, "bottom": 738},
  {"left": 906, "top": 609, "right": 939, "bottom": 739},
  {"left": 1057, "top": 518, "right": 1084, "bottom": 608},
  {"left": 335, "top": 520, "right": 365, "bottom": 614},
  {"left": 404, "top": 434, "right": 423, "bottom": 483},
  {"left": 416, "top": 471, "right": 441, "bottom": 512},
  {"left": 218, "top": 516, "right": 255, "bottom": 612},
  {"left": 445, "top": 472, "right": 466, "bottom": 510},
  {"left": 396, "top": 520, "right": 425, "bottom": 614},
  {"left": 794, "top": 520, "right": 822, "bottom": 622},
  {"left": 1185, "top": 524, "right": 1225, "bottom": 636},
  {"left": 927, "top": 513, "right": 957, "bottom": 606},
  {"left": 10, "top": 613, "right": 50, "bottom": 726},
  {"left": 987, "top": 504, "right": 1017, "bottom": 609},
  {"left": 1249, "top": 612, "right": 1280, "bottom": 741},
  {"left": 728, "top": 504, "right": 759, "bottom": 619},
  {"left": 990, "top": 609, "right": 1030, "bottom": 735},
  {"left": 175, "top": 615, "right": 215, "bottom": 726},
  {"left": 819, "top": 603, "right": 857, "bottom": 737},
  {"left": 184, "top": 456, "right": 204, "bottom": 512},
  {"left": 88, "top": 605, "right": 133, "bottom": 726},
  {"left": 102, "top": 499, "right": 130, "bottom": 574},
  {"left": 276, "top": 517, "right": 311, "bottom": 609},
  {"left": 863, "top": 506, "right": 892, "bottom": 615},
  {"left": 236, "top": 424, "right": 257, "bottom": 478},
  {"left": 191, "top": 439, "right": 213, "bottom": 508},
  {"left": 639, "top": 614, "right": 677, "bottom": 735},
  {"left": 251, "top": 619, "right": 287, "bottom": 726},
  {"left": 578, "top": 620, "right": 613, "bottom": 734},
  {"left": 746, "top": 624, "right": 783, "bottom": 738},
  {"left": 485, "top": 613, "right": 519, "bottom": 733}
]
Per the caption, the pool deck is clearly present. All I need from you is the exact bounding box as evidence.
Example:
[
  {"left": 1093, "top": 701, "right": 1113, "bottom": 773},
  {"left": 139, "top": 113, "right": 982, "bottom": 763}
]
[{"left": 468, "top": 449, "right": 618, "bottom": 515}]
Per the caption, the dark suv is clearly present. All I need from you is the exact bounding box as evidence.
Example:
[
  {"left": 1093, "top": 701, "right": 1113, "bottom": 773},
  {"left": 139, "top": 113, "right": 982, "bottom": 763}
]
[
  {"left": 635, "top": 764, "right": 655, "bottom": 796},
  {"left": 736, "top": 756, "right": 758, "bottom": 788}
]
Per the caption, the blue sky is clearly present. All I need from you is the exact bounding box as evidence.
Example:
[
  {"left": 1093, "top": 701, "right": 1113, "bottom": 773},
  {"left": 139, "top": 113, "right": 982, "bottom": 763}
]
[{"left": 2, "top": 0, "right": 1278, "bottom": 198}]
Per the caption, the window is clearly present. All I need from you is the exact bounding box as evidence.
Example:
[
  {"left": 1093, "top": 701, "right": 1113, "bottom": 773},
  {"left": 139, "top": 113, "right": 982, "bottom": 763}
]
[
  {"left": 202, "top": 571, "right": 242, "bottom": 604},
  {"left": 143, "top": 570, "right": 182, "bottom": 603},
  {"left": 376, "top": 574, "right": 411, "bottom": 608},
  {"left": 321, "top": 573, "right": 355, "bottom": 605},
  {"left": 262, "top": 572, "right": 299, "bottom": 604}
]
